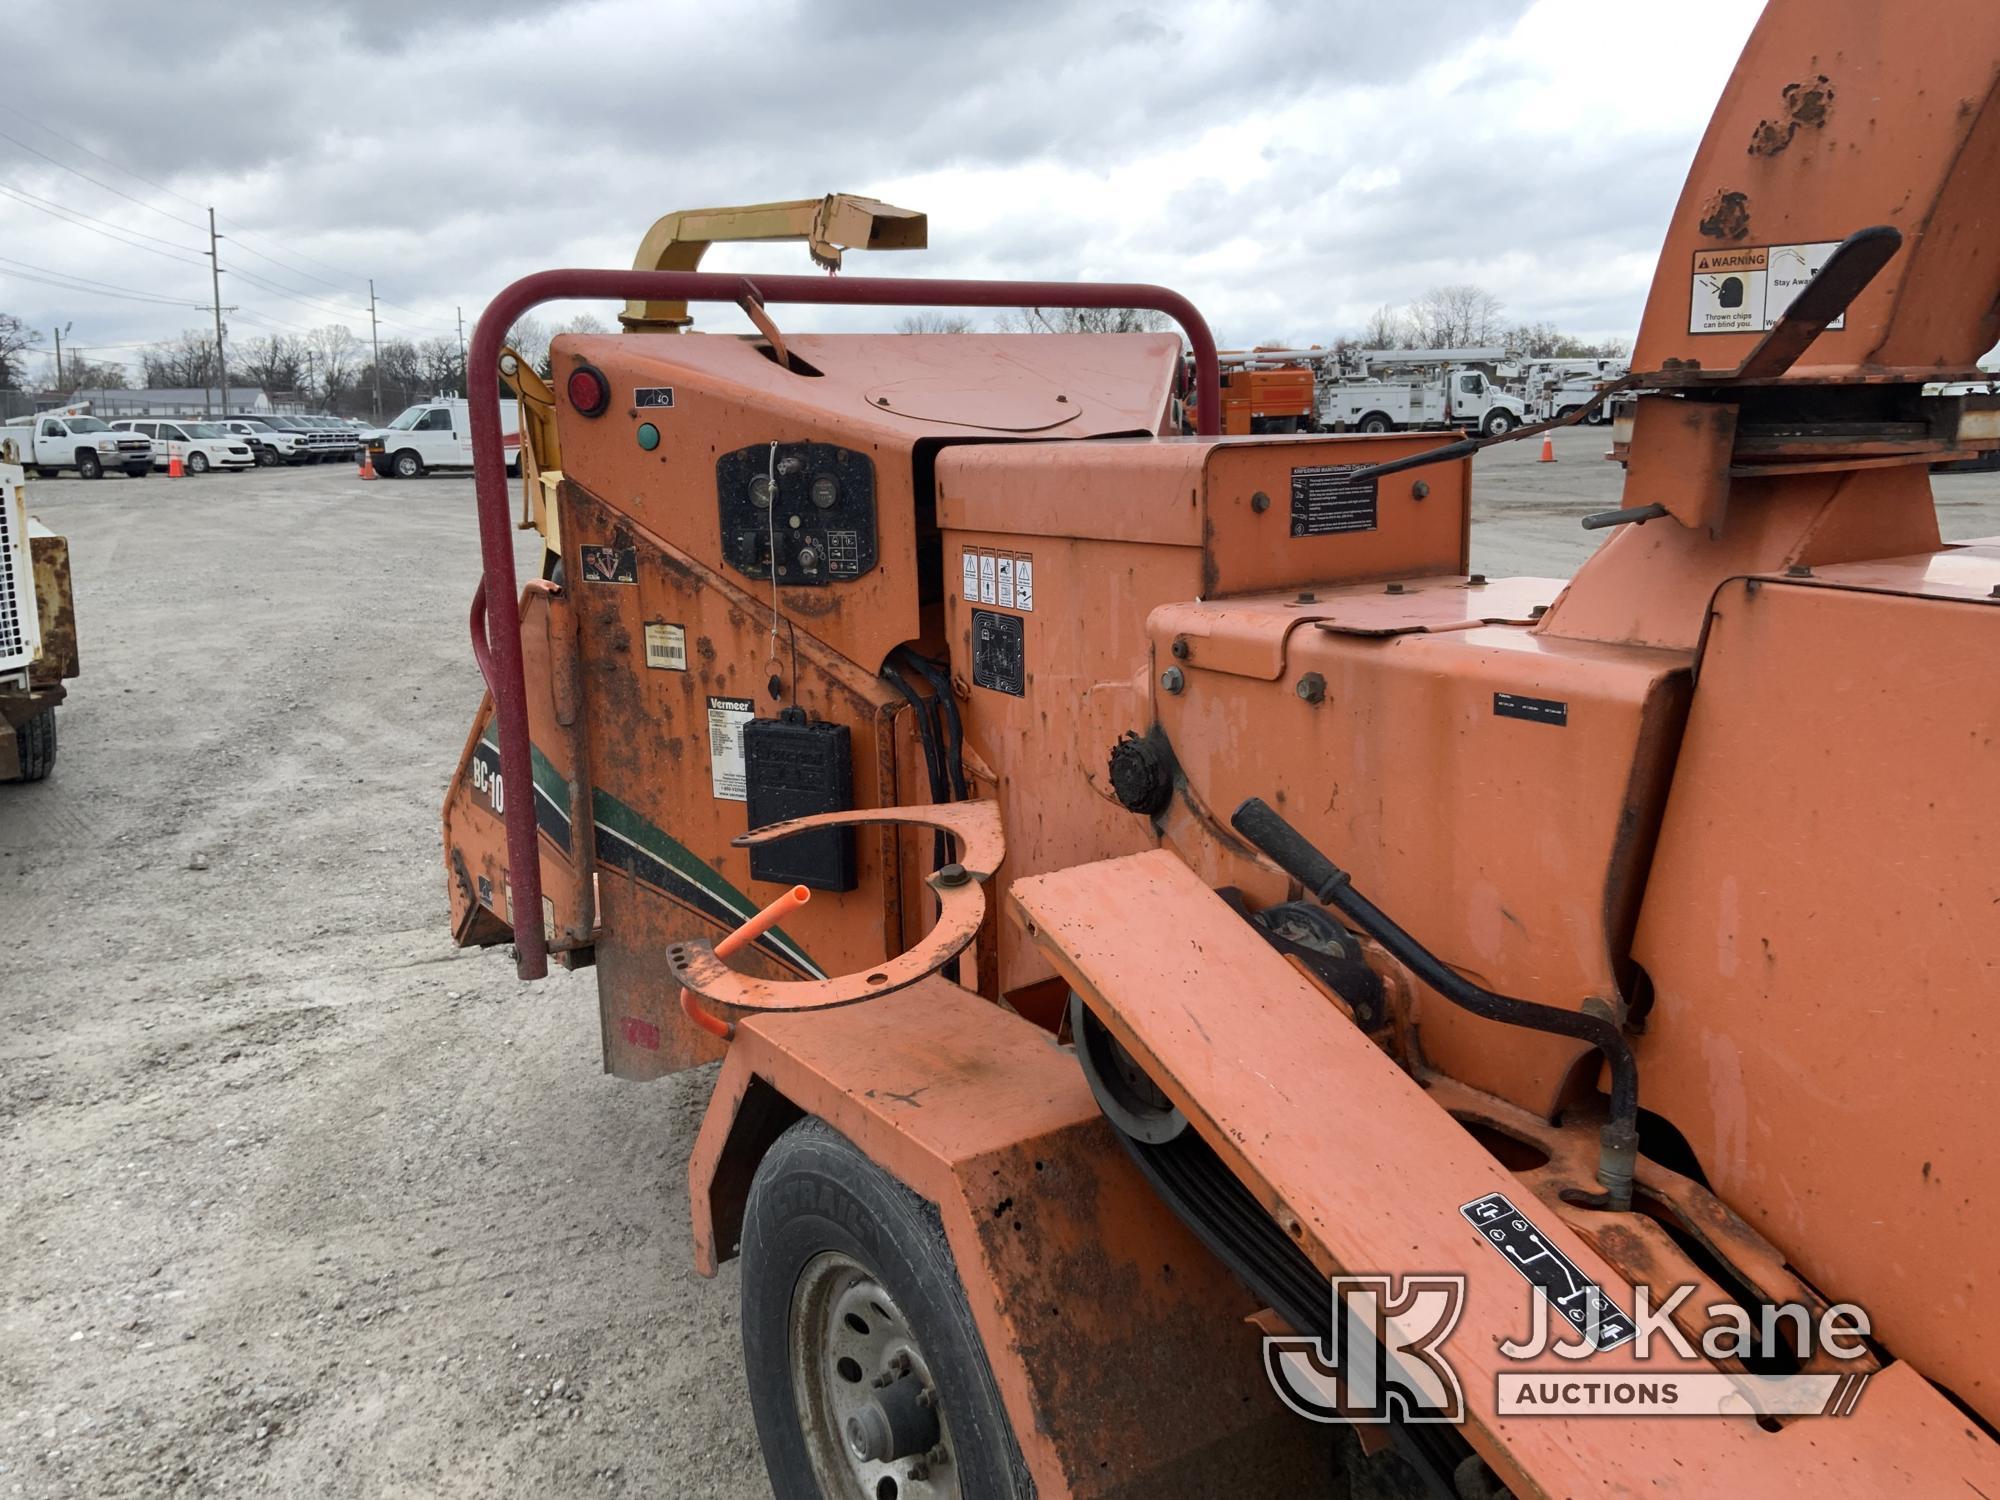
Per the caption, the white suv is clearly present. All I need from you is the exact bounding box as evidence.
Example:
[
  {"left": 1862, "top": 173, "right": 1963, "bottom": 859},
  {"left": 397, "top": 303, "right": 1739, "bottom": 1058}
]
[
  {"left": 110, "top": 419, "right": 257, "bottom": 474},
  {"left": 220, "top": 417, "right": 308, "bottom": 466}
]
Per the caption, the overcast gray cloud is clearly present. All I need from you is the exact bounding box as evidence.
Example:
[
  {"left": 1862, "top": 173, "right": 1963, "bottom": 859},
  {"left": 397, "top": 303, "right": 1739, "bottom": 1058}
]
[{"left": 3, "top": 0, "right": 1761, "bottom": 380}]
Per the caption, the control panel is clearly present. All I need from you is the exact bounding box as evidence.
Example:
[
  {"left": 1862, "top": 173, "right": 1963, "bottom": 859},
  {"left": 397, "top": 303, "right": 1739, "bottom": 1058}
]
[{"left": 717, "top": 441, "right": 878, "bottom": 587}]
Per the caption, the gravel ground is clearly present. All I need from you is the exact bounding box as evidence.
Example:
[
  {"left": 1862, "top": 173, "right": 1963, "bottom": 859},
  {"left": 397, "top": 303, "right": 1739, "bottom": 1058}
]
[{"left": 3, "top": 441, "right": 1996, "bottom": 1499}]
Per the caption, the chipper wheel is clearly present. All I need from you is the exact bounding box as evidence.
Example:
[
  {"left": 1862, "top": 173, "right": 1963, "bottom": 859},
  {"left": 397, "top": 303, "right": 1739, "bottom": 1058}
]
[{"left": 741, "top": 1118, "right": 1030, "bottom": 1500}]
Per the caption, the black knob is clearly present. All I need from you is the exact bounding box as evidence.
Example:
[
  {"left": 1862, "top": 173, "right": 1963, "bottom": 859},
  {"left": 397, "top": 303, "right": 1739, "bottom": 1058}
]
[{"left": 1108, "top": 732, "right": 1173, "bottom": 816}]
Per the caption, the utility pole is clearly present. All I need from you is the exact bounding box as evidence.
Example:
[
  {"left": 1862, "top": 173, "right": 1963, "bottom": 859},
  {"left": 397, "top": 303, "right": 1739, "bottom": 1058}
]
[
  {"left": 456, "top": 306, "right": 467, "bottom": 395},
  {"left": 52, "top": 322, "right": 70, "bottom": 390},
  {"left": 207, "top": 208, "right": 227, "bottom": 416},
  {"left": 368, "top": 279, "right": 382, "bottom": 423}
]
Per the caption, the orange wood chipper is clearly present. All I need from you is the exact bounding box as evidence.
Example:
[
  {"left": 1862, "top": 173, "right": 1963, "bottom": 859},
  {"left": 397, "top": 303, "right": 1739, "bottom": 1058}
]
[{"left": 440, "top": 6, "right": 2000, "bottom": 1494}]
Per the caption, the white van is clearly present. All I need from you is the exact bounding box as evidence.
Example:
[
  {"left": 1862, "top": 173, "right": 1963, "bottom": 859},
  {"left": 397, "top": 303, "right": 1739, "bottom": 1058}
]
[
  {"left": 366, "top": 398, "right": 521, "bottom": 478},
  {"left": 110, "top": 419, "right": 257, "bottom": 474}
]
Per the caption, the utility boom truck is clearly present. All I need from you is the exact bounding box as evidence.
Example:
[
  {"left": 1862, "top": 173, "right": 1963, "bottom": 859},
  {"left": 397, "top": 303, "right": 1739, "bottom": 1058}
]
[
  {"left": 437, "top": 24, "right": 2000, "bottom": 1499},
  {"left": 1319, "top": 348, "right": 1527, "bottom": 436}
]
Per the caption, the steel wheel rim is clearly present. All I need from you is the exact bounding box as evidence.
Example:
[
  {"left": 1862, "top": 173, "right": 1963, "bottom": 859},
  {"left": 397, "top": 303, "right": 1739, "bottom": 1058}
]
[{"left": 789, "top": 1250, "right": 959, "bottom": 1500}]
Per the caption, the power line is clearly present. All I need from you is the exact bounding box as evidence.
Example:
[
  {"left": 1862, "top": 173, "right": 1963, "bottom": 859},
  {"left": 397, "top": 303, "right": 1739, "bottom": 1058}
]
[
  {"left": 0, "top": 254, "right": 215, "bottom": 307},
  {"left": 0, "top": 181, "right": 207, "bottom": 261},
  {"left": 0, "top": 100, "right": 207, "bottom": 212},
  {"left": 0, "top": 108, "right": 458, "bottom": 341},
  {"left": 0, "top": 125, "right": 205, "bottom": 232}
]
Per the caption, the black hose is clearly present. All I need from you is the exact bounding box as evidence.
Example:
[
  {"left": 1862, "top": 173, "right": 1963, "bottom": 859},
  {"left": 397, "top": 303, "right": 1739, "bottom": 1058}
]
[
  {"left": 895, "top": 648, "right": 966, "bottom": 801},
  {"left": 1230, "top": 796, "right": 1640, "bottom": 1208},
  {"left": 881, "top": 659, "right": 960, "bottom": 981}
]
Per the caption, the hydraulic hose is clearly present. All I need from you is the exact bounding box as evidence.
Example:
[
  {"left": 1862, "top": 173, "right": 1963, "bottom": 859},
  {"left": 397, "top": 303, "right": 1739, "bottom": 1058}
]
[{"left": 1230, "top": 797, "right": 1639, "bottom": 1210}]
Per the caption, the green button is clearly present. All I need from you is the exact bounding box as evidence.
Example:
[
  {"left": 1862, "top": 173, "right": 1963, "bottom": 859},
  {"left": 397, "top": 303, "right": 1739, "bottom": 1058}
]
[{"left": 637, "top": 422, "right": 661, "bottom": 451}]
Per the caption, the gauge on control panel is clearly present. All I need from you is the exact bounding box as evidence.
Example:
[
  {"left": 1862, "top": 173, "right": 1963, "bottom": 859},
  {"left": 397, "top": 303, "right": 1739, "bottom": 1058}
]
[{"left": 716, "top": 442, "right": 877, "bottom": 587}]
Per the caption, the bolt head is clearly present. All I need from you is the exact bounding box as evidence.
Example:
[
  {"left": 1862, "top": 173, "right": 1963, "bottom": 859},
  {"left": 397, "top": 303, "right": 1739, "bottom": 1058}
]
[
  {"left": 1170, "top": 636, "right": 1190, "bottom": 660},
  {"left": 1412, "top": 481, "right": 1430, "bottom": 500},
  {"left": 1385, "top": 582, "right": 1405, "bottom": 595},
  {"left": 1159, "top": 666, "right": 1185, "bottom": 695},
  {"left": 1295, "top": 672, "right": 1326, "bottom": 704},
  {"left": 936, "top": 862, "right": 969, "bottom": 888},
  {"left": 1250, "top": 490, "right": 1271, "bottom": 513},
  {"left": 1785, "top": 563, "right": 1813, "bottom": 578}
]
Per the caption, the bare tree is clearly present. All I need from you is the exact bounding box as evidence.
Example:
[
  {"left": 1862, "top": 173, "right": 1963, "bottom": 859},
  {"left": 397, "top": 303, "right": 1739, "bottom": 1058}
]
[
  {"left": 1503, "top": 322, "right": 1630, "bottom": 360},
  {"left": 557, "top": 312, "right": 609, "bottom": 337},
  {"left": 896, "top": 312, "right": 978, "bottom": 334},
  {"left": 993, "top": 307, "right": 1170, "bottom": 335},
  {"left": 1408, "top": 285, "right": 1505, "bottom": 349},
  {"left": 235, "top": 333, "right": 309, "bottom": 395},
  {"left": 37, "top": 353, "right": 129, "bottom": 390},
  {"left": 142, "top": 329, "right": 221, "bottom": 389},
  {"left": 505, "top": 316, "right": 552, "bottom": 378},
  {"left": 1362, "top": 304, "right": 1413, "bottom": 349},
  {"left": 303, "top": 325, "right": 361, "bottom": 407},
  {"left": 417, "top": 335, "right": 463, "bottom": 396},
  {"left": 0, "top": 315, "right": 42, "bottom": 389}
]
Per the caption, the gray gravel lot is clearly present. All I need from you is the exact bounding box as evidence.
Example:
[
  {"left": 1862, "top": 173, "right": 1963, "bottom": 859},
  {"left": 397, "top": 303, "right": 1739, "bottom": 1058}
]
[{"left": 3, "top": 438, "right": 1996, "bottom": 1498}]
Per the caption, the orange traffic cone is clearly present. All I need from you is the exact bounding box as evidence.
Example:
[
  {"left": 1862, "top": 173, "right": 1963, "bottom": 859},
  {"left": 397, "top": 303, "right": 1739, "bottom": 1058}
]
[
  {"left": 1538, "top": 432, "right": 1556, "bottom": 463},
  {"left": 167, "top": 443, "right": 184, "bottom": 478},
  {"left": 357, "top": 452, "right": 375, "bottom": 480}
]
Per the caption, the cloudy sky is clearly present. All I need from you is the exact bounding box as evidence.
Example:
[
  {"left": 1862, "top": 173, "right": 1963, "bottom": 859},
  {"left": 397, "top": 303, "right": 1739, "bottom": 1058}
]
[{"left": 3, "top": 0, "right": 1762, "bottom": 383}]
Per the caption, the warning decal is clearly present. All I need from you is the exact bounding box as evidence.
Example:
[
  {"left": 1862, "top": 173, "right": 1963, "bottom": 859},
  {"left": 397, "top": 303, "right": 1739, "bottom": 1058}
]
[
  {"left": 958, "top": 547, "right": 1034, "bottom": 611},
  {"left": 1689, "top": 241, "right": 1843, "bottom": 334},
  {"left": 706, "top": 695, "right": 754, "bottom": 801}
]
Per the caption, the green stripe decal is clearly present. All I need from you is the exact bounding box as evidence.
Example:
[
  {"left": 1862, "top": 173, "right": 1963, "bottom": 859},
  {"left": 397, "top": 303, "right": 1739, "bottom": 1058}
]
[{"left": 478, "top": 726, "right": 824, "bottom": 977}]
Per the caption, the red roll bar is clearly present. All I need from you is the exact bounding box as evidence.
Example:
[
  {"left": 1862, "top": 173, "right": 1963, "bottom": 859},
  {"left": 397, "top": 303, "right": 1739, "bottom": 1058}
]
[{"left": 469, "top": 269, "right": 1222, "bottom": 978}]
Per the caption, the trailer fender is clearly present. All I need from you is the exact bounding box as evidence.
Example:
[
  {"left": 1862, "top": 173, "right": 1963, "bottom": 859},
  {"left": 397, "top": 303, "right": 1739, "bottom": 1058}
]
[
  {"left": 1009, "top": 849, "right": 2000, "bottom": 1497},
  {"left": 688, "top": 976, "right": 1326, "bottom": 1499}
]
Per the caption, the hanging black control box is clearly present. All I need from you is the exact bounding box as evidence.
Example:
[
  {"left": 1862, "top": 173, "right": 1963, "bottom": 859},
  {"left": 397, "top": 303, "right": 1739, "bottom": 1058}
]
[{"left": 744, "top": 709, "right": 857, "bottom": 891}]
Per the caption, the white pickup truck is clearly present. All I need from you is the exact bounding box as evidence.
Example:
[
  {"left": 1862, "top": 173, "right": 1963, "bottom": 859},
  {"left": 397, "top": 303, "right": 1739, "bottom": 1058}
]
[
  {"left": 0, "top": 411, "right": 154, "bottom": 479},
  {"left": 365, "top": 397, "right": 521, "bottom": 479}
]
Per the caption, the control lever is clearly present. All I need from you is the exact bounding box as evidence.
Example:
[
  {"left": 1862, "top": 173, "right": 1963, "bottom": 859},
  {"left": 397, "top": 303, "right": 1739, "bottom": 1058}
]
[{"left": 1229, "top": 796, "right": 1640, "bottom": 1211}]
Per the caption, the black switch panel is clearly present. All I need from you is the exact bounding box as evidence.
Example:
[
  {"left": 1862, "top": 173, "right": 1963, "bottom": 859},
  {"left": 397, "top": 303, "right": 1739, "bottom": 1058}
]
[
  {"left": 744, "top": 709, "right": 857, "bottom": 891},
  {"left": 718, "top": 442, "right": 877, "bottom": 587}
]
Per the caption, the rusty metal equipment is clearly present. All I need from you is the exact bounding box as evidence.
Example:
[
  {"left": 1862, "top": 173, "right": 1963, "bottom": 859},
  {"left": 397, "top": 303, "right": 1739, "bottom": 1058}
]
[
  {"left": 440, "top": 7, "right": 2000, "bottom": 1494},
  {"left": 0, "top": 452, "right": 78, "bottom": 784}
]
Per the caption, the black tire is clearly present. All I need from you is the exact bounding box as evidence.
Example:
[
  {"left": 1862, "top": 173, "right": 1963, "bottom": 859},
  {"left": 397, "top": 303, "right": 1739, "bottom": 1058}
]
[
  {"left": 1358, "top": 412, "right": 1394, "bottom": 435},
  {"left": 76, "top": 450, "right": 102, "bottom": 480},
  {"left": 9, "top": 706, "right": 56, "bottom": 782},
  {"left": 391, "top": 450, "right": 424, "bottom": 479},
  {"left": 125, "top": 465, "right": 151, "bottom": 479},
  {"left": 186, "top": 451, "right": 209, "bottom": 474},
  {"left": 742, "top": 1117, "right": 1030, "bottom": 1500},
  {"left": 1481, "top": 410, "right": 1518, "bottom": 439},
  {"left": 255, "top": 447, "right": 279, "bottom": 467}
]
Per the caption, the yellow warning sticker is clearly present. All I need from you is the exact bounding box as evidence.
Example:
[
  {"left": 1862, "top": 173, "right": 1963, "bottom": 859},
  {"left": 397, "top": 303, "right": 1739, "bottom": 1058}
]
[{"left": 1689, "top": 240, "right": 1843, "bottom": 335}]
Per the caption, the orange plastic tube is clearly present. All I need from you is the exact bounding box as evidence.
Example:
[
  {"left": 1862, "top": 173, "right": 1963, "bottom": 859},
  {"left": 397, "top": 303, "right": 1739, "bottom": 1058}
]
[{"left": 679, "top": 884, "right": 811, "bottom": 1041}]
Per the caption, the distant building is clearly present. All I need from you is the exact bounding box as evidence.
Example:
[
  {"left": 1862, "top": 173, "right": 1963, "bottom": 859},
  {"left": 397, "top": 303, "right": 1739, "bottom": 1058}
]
[{"left": 41, "top": 387, "right": 280, "bottom": 417}]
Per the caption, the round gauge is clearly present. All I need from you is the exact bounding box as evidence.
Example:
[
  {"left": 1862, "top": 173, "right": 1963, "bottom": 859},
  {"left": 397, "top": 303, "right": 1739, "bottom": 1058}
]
[
  {"left": 810, "top": 475, "right": 837, "bottom": 510},
  {"left": 748, "top": 474, "right": 773, "bottom": 508}
]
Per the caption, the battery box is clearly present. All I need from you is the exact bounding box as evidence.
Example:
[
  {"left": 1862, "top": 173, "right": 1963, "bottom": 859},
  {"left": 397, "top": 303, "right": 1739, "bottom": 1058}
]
[{"left": 744, "top": 709, "right": 857, "bottom": 891}]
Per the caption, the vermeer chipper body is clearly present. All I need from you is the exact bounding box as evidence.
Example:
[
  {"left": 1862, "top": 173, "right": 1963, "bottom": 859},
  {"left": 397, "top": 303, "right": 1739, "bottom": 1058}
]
[{"left": 441, "top": 6, "right": 2000, "bottom": 1494}]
